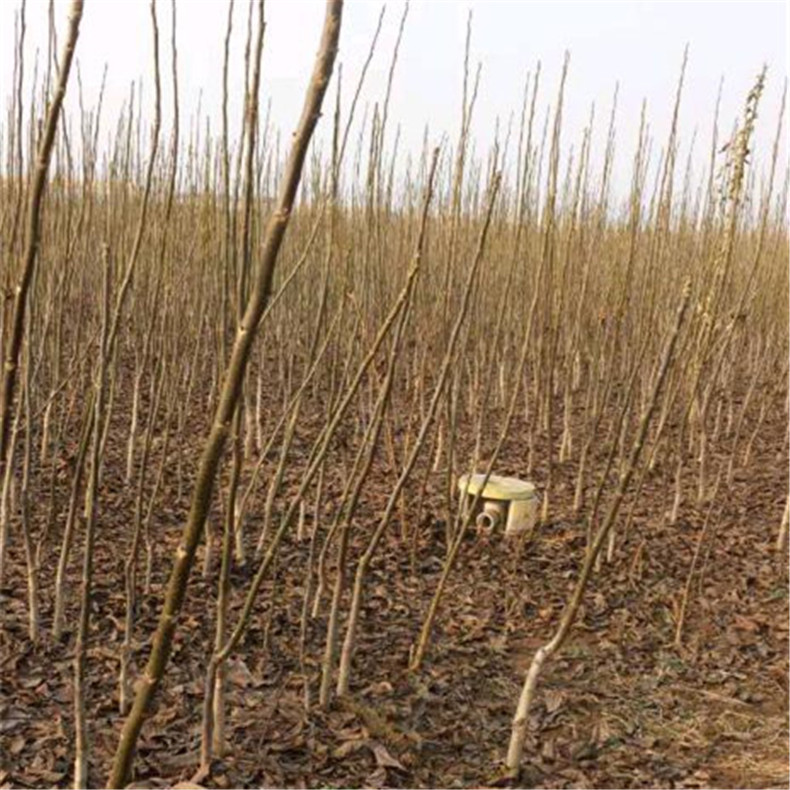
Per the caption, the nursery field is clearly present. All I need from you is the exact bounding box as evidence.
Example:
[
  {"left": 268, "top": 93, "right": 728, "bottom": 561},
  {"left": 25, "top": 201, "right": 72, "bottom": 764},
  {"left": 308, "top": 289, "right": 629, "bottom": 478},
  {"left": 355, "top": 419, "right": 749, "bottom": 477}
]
[{"left": 0, "top": 1, "right": 788, "bottom": 788}]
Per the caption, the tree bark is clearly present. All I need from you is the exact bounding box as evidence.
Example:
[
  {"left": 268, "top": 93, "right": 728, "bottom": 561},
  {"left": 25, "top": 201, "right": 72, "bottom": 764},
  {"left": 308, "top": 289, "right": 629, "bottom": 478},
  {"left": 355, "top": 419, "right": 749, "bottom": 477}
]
[{"left": 107, "top": 3, "right": 343, "bottom": 786}]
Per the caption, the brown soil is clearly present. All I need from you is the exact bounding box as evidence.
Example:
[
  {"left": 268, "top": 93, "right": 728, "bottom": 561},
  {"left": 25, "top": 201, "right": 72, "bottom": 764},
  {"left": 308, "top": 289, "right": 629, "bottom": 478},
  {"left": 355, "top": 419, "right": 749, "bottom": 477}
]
[{"left": 1, "top": 392, "right": 787, "bottom": 789}]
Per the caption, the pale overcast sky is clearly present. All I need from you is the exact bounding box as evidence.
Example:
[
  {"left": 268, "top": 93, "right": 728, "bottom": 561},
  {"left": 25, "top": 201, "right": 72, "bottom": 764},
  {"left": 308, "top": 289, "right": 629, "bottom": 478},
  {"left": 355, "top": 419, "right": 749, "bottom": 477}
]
[{"left": 1, "top": 0, "right": 787, "bottom": 199}]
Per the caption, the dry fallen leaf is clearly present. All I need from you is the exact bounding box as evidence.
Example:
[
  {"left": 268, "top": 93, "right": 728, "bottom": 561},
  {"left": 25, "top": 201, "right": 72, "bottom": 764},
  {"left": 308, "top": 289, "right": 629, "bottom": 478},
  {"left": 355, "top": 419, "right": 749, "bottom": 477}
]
[
  {"left": 333, "top": 738, "right": 368, "bottom": 759},
  {"left": 369, "top": 741, "right": 406, "bottom": 772},
  {"left": 545, "top": 689, "right": 565, "bottom": 714},
  {"left": 365, "top": 766, "right": 388, "bottom": 788},
  {"left": 362, "top": 680, "right": 394, "bottom": 697},
  {"left": 227, "top": 658, "right": 255, "bottom": 688}
]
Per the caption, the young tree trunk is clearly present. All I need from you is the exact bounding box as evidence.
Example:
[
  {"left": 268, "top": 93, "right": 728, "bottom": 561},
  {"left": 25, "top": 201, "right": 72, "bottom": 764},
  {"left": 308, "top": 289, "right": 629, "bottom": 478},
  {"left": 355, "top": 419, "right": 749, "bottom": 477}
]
[
  {"left": 777, "top": 495, "right": 789, "bottom": 556},
  {"left": 108, "top": 5, "right": 343, "bottom": 785},
  {"left": 506, "top": 282, "right": 690, "bottom": 775},
  {"left": 0, "top": 0, "right": 83, "bottom": 489},
  {"left": 74, "top": 245, "right": 111, "bottom": 790}
]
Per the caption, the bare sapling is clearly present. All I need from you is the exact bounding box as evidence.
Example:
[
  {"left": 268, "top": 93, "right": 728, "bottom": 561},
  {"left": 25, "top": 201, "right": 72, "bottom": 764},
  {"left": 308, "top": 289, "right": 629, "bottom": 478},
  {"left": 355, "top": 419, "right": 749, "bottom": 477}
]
[
  {"left": 0, "top": 0, "right": 83, "bottom": 583},
  {"left": 674, "top": 469, "right": 723, "bottom": 647},
  {"left": 409, "top": 181, "right": 565, "bottom": 668},
  {"left": 209, "top": 271, "right": 342, "bottom": 759},
  {"left": 318, "top": 147, "right": 439, "bottom": 708},
  {"left": 0, "top": 384, "right": 24, "bottom": 611},
  {"left": 74, "top": 245, "right": 111, "bottom": 790},
  {"left": 777, "top": 495, "right": 789, "bottom": 556},
  {"left": 200, "top": 218, "right": 427, "bottom": 773},
  {"left": 120, "top": 355, "right": 166, "bottom": 714},
  {"left": 19, "top": 342, "right": 40, "bottom": 640},
  {"left": 52, "top": 394, "right": 94, "bottom": 638},
  {"left": 336, "top": 169, "right": 502, "bottom": 699},
  {"left": 108, "top": 4, "right": 343, "bottom": 785},
  {"left": 505, "top": 280, "right": 691, "bottom": 775}
]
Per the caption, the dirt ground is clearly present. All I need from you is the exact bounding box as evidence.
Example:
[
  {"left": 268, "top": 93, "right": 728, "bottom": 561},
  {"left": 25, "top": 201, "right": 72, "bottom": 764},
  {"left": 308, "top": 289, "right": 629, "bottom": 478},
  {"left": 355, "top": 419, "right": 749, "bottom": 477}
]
[{"left": 1, "top": 391, "right": 787, "bottom": 789}]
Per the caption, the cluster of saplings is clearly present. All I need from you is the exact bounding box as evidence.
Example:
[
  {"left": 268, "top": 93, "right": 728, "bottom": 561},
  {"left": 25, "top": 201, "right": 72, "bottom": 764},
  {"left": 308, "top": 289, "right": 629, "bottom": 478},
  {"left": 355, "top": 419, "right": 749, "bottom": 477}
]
[{"left": 0, "top": 0, "right": 787, "bottom": 787}]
